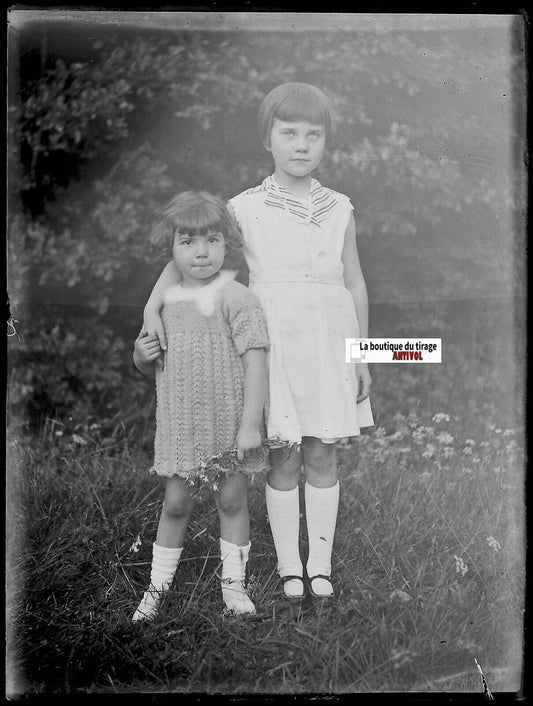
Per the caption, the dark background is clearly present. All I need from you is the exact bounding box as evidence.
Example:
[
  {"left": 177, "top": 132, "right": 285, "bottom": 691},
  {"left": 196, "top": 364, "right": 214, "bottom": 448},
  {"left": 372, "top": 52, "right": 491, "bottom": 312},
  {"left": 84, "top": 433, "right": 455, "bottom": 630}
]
[{"left": 7, "top": 10, "right": 526, "bottom": 439}]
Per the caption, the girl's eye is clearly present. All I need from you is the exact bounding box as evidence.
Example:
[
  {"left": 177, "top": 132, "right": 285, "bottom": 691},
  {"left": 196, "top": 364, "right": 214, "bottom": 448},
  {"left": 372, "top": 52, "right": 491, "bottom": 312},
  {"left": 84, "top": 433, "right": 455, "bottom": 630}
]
[{"left": 181, "top": 240, "right": 192, "bottom": 246}]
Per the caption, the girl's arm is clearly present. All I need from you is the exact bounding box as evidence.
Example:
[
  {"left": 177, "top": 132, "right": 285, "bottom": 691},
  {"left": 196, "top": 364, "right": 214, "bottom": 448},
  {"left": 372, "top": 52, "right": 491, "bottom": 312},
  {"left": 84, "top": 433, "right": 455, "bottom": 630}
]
[
  {"left": 235, "top": 348, "right": 267, "bottom": 460},
  {"left": 342, "top": 213, "right": 371, "bottom": 402},
  {"left": 142, "top": 262, "right": 182, "bottom": 350}
]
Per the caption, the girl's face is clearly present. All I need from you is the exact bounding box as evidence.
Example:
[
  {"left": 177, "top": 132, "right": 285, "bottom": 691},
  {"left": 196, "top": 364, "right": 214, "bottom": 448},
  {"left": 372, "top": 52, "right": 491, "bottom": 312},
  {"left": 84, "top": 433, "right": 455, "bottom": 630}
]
[
  {"left": 172, "top": 230, "right": 225, "bottom": 287},
  {"left": 268, "top": 118, "right": 326, "bottom": 184}
]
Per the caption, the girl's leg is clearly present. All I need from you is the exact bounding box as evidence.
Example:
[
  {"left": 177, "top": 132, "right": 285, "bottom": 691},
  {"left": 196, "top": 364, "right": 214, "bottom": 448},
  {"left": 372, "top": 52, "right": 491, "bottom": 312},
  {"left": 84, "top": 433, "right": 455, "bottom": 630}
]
[
  {"left": 133, "top": 477, "right": 194, "bottom": 622},
  {"left": 215, "top": 473, "right": 255, "bottom": 614},
  {"left": 301, "top": 437, "right": 339, "bottom": 598},
  {"left": 265, "top": 447, "right": 305, "bottom": 598}
]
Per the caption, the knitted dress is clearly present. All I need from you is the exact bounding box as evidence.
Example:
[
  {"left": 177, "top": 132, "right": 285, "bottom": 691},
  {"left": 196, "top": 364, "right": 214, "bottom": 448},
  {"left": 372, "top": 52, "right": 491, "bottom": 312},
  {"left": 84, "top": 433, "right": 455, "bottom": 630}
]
[{"left": 150, "top": 271, "right": 269, "bottom": 478}]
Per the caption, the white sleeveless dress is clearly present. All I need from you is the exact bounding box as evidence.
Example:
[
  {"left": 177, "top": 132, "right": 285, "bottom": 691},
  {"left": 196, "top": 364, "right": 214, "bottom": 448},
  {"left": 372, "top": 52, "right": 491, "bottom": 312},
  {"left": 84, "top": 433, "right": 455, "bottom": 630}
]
[{"left": 229, "top": 176, "right": 373, "bottom": 445}]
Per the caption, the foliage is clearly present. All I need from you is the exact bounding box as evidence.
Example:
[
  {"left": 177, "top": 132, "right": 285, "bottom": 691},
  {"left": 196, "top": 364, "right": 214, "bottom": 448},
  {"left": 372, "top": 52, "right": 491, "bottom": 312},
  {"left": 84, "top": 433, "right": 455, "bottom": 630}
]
[
  {"left": 8, "top": 23, "right": 523, "bottom": 434},
  {"left": 7, "top": 306, "right": 154, "bottom": 436}
]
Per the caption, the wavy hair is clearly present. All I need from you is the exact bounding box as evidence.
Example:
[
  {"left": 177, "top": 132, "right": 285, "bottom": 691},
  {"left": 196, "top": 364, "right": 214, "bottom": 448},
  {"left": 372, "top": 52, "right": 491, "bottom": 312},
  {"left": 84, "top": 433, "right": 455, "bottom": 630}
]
[{"left": 150, "top": 191, "right": 241, "bottom": 257}]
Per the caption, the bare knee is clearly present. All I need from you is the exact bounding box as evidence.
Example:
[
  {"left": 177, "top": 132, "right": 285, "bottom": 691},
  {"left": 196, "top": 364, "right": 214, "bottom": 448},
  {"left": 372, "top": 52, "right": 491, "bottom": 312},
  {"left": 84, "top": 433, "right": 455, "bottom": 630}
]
[
  {"left": 267, "top": 446, "right": 302, "bottom": 490},
  {"left": 301, "top": 437, "right": 337, "bottom": 484},
  {"left": 162, "top": 483, "right": 194, "bottom": 520},
  {"left": 216, "top": 476, "right": 248, "bottom": 516}
]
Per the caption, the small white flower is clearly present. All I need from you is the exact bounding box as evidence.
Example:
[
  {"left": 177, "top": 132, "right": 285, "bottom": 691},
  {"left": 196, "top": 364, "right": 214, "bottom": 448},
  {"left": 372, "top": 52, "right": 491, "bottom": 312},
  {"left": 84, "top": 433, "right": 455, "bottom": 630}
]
[
  {"left": 465, "top": 439, "right": 476, "bottom": 446},
  {"left": 436, "top": 432, "right": 454, "bottom": 445},
  {"left": 442, "top": 447, "right": 455, "bottom": 458},
  {"left": 389, "top": 589, "right": 412, "bottom": 602},
  {"left": 422, "top": 444, "right": 436, "bottom": 459},
  {"left": 453, "top": 554, "right": 468, "bottom": 577},
  {"left": 432, "top": 413, "right": 450, "bottom": 423},
  {"left": 503, "top": 429, "right": 514, "bottom": 437},
  {"left": 495, "top": 428, "right": 502, "bottom": 434},
  {"left": 486, "top": 536, "right": 501, "bottom": 552},
  {"left": 129, "top": 535, "right": 142, "bottom": 553},
  {"left": 463, "top": 446, "right": 472, "bottom": 455}
]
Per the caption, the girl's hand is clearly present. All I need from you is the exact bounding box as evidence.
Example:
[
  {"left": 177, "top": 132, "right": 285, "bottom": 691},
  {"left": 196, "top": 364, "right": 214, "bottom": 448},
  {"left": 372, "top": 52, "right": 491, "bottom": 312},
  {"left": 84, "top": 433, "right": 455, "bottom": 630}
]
[
  {"left": 235, "top": 426, "right": 262, "bottom": 461},
  {"left": 134, "top": 331, "right": 162, "bottom": 366},
  {"left": 357, "top": 362, "right": 372, "bottom": 403},
  {"left": 142, "top": 307, "right": 167, "bottom": 352}
]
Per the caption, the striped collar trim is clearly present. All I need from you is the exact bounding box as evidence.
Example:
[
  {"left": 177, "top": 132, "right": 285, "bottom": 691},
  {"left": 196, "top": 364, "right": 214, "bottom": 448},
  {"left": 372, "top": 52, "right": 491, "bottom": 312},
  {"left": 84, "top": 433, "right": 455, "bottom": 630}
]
[{"left": 260, "top": 176, "right": 340, "bottom": 225}]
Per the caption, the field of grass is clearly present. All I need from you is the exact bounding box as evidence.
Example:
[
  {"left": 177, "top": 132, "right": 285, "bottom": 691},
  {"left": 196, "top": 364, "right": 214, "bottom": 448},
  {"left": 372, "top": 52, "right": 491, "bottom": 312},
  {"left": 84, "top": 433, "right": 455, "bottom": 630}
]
[{"left": 6, "top": 300, "right": 525, "bottom": 695}]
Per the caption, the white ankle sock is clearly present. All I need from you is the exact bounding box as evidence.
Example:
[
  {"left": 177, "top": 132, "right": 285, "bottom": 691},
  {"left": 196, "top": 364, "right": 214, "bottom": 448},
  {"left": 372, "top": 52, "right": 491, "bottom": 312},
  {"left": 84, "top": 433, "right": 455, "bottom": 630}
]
[
  {"left": 132, "top": 543, "right": 183, "bottom": 622},
  {"left": 305, "top": 481, "right": 339, "bottom": 595},
  {"left": 265, "top": 483, "right": 304, "bottom": 597},
  {"left": 220, "top": 538, "right": 256, "bottom": 615}
]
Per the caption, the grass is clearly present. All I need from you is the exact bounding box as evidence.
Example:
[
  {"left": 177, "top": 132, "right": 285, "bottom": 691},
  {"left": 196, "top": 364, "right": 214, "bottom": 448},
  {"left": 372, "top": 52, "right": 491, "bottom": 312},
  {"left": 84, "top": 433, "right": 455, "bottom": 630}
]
[
  {"left": 7, "top": 300, "right": 525, "bottom": 695},
  {"left": 7, "top": 415, "right": 524, "bottom": 695}
]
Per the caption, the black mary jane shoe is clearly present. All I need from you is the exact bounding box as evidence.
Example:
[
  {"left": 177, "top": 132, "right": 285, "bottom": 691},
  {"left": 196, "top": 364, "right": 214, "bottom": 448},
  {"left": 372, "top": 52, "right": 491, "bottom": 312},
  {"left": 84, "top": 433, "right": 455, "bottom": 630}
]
[
  {"left": 307, "top": 574, "right": 334, "bottom": 599},
  {"left": 280, "top": 575, "right": 306, "bottom": 601}
]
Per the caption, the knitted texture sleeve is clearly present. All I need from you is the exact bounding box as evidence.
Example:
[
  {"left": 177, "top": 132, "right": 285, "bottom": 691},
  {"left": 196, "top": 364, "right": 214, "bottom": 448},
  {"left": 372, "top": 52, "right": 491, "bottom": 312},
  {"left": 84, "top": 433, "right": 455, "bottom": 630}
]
[{"left": 222, "top": 281, "right": 270, "bottom": 356}]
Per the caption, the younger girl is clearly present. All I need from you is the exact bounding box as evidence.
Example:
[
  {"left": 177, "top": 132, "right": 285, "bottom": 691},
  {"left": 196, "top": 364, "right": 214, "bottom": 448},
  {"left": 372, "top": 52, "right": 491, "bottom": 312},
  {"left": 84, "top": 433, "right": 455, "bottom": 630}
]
[
  {"left": 132, "top": 191, "right": 269, "bottom": 621},
  {"left": 143, "top": 83, "right": 373, "bottom": 601}
]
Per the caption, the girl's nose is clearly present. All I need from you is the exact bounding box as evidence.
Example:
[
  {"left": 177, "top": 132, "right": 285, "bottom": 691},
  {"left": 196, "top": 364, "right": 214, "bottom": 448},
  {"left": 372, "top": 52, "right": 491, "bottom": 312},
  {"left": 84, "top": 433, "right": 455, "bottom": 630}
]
[
  {"left": 195, "top": 240, "right": 208, "bottom": 256},
  {"left": 295, "top": 138, "right": 309, "bottom": 152}
]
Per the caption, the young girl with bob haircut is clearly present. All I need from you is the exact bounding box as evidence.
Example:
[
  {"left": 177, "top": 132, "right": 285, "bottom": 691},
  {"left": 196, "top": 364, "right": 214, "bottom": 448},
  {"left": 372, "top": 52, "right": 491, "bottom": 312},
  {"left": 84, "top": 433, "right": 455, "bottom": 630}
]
[
  {"left": 142, "top": 82, "right": 373, "bottom": 602},
  {"left": 132, "top": 190, "right": 269, "bottom": 621}
]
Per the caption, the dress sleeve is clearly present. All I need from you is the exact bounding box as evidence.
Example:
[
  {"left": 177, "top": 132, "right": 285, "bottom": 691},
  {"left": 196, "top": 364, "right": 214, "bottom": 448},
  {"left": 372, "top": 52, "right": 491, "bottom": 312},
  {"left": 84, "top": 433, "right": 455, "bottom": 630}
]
[
  {"left": 223, "top": 284, "right": 269, "bottom": 356},
  {"left": 227, "top": 197, "right": 242, "bottom": 229}
]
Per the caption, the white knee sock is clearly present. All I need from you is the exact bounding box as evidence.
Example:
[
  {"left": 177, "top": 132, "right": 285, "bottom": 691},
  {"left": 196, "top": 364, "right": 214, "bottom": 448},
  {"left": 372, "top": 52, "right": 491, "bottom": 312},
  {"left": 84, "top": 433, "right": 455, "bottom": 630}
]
[
  {"left": 305, "top": 481, "right": 339, "bottom": 593},
  {"left": 220, "top": 538, "right": 256, "bottom": 615},
  {"left": 132, "top": 543, "right": 183, "bottom": 622},
  {"left": 265, "top": 483, "right": 304, "bottom": 596}
]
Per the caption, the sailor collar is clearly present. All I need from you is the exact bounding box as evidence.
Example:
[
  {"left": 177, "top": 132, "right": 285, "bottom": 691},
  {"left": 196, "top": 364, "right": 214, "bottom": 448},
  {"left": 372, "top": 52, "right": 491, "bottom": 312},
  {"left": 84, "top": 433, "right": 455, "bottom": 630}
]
[{"left": 262, "top": 175, "right": 340, "bottom": 226}]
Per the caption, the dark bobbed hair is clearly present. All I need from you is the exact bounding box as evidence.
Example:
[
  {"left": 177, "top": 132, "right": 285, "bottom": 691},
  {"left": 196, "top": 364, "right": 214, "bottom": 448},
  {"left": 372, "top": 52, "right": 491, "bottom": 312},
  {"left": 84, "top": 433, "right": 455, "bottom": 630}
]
[
  {"left": 258, "top": 82, "right": 336, "bottom": 148},
  {"left": 150, "top": 190, "right": 241, "bottom": 257}
]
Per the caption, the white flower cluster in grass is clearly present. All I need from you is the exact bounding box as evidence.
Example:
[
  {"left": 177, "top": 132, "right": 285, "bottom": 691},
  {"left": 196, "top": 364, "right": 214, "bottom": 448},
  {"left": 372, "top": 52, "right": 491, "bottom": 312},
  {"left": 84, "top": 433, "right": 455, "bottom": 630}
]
[
  {"left": 129, "top": 534, "right": 142, "bottom": 553},
  {"left": 432, "top": 413, "right": 450, "bottom": 423},
  {"left": 436, "top": 431, "right": 454, "bottom": 445},
  {"left": 453, "top": 554, "right": 469, "bottom": 577},
  {"left": 412, "top": 426, "right": 435, "bottom": 444},
  {"left": 486, "top": 536, "right": 501, "bottom": 552},
  {"left": 422, "top": 444, "right": 435, "bottom": 459}
]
